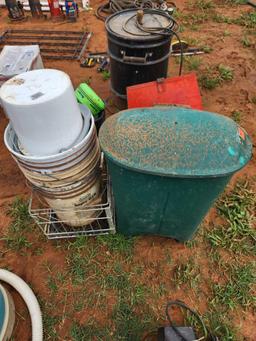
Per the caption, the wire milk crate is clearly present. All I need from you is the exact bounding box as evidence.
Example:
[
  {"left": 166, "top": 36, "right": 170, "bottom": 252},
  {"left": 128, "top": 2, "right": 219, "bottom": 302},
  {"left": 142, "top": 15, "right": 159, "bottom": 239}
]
[{"left": 28, "top": 170, "right": 116, "bottom": 240}]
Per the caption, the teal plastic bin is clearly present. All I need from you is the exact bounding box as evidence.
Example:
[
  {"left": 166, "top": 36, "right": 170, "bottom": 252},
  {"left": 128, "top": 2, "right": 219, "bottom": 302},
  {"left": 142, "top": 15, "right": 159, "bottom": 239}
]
[{"left": 99, "top": 107, "right": 252, "bottom": 241}]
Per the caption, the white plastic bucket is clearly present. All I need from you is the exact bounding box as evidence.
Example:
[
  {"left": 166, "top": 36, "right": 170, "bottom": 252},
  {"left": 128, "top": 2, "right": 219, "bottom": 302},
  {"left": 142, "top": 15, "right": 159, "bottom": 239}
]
[
  {"left": 4, "top": 116, "right": 103, "bottom": 227},
  {"left": 0, "top": 69, "right": 83, "bottom": 156}
]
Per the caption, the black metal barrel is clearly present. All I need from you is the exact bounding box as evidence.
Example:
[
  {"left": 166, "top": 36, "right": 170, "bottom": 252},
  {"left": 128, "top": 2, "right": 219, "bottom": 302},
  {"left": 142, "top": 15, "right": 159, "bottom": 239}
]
[{"left": 105, "top": 9, "right": 175, "bottom": 99}]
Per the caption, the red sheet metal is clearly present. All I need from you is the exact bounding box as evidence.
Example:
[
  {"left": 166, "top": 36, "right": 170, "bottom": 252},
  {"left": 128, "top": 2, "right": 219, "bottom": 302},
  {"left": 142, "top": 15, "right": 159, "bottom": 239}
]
[{"left": 127, "top": 73, "right": 203, "bottom": 110}]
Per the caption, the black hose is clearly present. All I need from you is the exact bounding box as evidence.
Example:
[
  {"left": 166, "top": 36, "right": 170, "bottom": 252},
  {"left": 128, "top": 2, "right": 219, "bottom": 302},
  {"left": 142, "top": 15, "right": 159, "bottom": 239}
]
[{"left": 166, "top": 300, "right": 208, "bottom": 341}]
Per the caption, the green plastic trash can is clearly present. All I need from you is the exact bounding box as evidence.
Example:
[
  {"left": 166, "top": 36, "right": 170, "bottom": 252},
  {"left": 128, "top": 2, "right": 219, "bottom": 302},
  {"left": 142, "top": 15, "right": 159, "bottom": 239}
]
[{"left": 99, "top": 107, "right": 252, "bottom": 241}]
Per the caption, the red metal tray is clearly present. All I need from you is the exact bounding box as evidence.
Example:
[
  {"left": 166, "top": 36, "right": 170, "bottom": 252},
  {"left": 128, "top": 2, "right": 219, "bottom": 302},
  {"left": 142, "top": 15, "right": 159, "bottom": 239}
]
[{"left": 127, "top": 73, "right": 203, "bottom": 110}]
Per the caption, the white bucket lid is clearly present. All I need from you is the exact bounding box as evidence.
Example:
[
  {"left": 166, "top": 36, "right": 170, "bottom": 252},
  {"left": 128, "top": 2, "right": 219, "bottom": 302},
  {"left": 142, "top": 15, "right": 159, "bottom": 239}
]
[{"left": 0, "top": 69, "right": 71, "bottom": 106}]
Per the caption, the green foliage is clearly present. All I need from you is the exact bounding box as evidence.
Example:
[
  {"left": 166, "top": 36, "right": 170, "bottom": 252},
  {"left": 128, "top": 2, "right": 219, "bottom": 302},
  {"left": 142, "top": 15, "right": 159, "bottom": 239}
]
[
  {"left": 97, "top": 233, "right": 134, "bottom": 256},
  {"left": 199, "top": 74, "right": 220, "bottom": 89},
  {"left": 231, "top": 110, "right": 241, "bottom": 123},
  {"left": 235, "top": 12, "right": 256, "bottom": 28},
  {"left": 207, "top": 181, "right": 256, "bottom": 255},
  {"left": 173, "top": 258, "right": 200, "bottom": 290},
  {"left": 185, "top": 56, "right": 201, "bottom": 71},
  {"left": 218, "top": 64, "right": 234, "bottom": 81},
  {"left": 195, "top": 0, "right": 215, "bottom": 10},
  {"left": 199, "top": 64, "right": 234, "bottom": 89},
  {"left": 241, "top": 36, "right": 252, "bottom": 47},
  {"left": 70, "top": 322, "right": 108, "bottom": 341},
  {"left": 102, "top": 70, "right": 110, "bottom": 81},
  {"left": 212, "top": 263, "right": 256, "bottom": 310},
  {"left": 3, "top": 197, "right": 33, "bottom": 252}
]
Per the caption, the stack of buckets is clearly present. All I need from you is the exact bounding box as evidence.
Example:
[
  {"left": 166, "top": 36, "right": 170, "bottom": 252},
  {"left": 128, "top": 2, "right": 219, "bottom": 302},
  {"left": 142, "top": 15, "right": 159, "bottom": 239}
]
[{"left": 1, "top": 69, "right": 102, "bottom": 227}]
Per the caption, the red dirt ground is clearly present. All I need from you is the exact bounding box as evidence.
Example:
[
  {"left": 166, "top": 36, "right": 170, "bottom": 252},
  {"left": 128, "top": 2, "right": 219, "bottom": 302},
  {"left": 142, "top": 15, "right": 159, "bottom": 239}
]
[{"left": 0, "top": 0, "right": 255, "bottom": 340}]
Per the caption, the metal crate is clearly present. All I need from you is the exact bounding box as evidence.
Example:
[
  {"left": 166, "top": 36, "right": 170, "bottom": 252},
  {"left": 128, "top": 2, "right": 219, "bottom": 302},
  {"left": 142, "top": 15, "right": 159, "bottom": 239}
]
[{"left": 28, "top": 173, "right": 116, "bottom": 239}]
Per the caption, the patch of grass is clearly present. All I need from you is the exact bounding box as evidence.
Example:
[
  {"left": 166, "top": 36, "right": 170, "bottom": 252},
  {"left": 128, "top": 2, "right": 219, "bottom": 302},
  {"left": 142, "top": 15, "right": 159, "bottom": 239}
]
[
  {"left": 202, "top": 45, "right": 213, "bottom": 53},
  {"left": 218, "top": 64, "right": 234, "bottom": 81},
  {"left": 204, "top": 312, "right": 238, "bottom": 340},
  {"left": 235, "top": 11, "right": 256, "bottom": 28},
  {"left": 192, "top": 0, "right": 215, "bottom": 10},
  {"left": 102, "top": 70, "right": 110, "bottom": 81},
  {"left": 8, "top": 197, "right": 32, "bottom": 232},
  {"left": 223, "top": 30, "right": 231, "bottom": 37},
  {"left": 207, "top": 181, "right": 256, "bottom": 255},
  {"left": 4, "top": 235, "right": 32, "bottom": 251},
  {"left": 224, "top": 0, "right": 247, "bottom": 4},
  {"left": 251, "top": 96, "right": 256, "bottom": 104},
  {"left": 1, "top": 197, "right": 34, "bottom": 252},
  {"left": 43, "top": 315, "right": 61, "bottom": 340},
  {"left": 211, "top": 263, "right": 256, "bottom": 310},
  {"left": 199, "top": 64, "right": 234, "bottom": 90},
  {"left": 112, "top": 299, "right": 154, "bottom": 341},
  {"left": 199, "top": 74, "right": 220, "bottom": 89},
  {"left": 231, "top": 110, "right": 241, "bottom": 123},
  {"left": 241, "top": 36, "right": 252, "bottom": 47},
  {"left": 104, "top": 264, "right": 130, "bottom": 291},
  {"left": 47, "top": 276, "right": 58, "bottom": 295},
  {"left": 70, "top": 321, "right": 108, "bottom": 341},
  {"left": 185, "top": 56, "right": 201, "bottom": 71},
  {"left": 97, "top": 233, "right": 134, "bottom": 257},
  {"left": 173, "top": 258, "right": 200, "bottom": 290},
  {"left": 66, "top": 243, "right": 99, "bottom": 284},
  {"left": 212, "top": 14, "right": 232, "bottom": 24}
]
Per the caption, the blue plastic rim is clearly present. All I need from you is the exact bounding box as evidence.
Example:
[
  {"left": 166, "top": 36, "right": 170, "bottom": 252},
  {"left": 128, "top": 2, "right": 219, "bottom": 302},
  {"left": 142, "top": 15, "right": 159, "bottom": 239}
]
[{"left": 0, "top": 288, "right": 5, "bottom": 333}]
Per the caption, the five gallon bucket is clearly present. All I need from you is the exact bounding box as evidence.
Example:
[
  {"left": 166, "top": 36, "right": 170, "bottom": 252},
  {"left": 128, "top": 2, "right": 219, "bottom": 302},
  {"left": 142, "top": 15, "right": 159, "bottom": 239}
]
[
  {"left": 5, "top": 113, "right": 102, "bottom": 227},
  {"left": 0, "top": 69, "right": 83, "bottom": 156},
  {"left": 2, "top": 69, "right": 102, "bottom": 227}
]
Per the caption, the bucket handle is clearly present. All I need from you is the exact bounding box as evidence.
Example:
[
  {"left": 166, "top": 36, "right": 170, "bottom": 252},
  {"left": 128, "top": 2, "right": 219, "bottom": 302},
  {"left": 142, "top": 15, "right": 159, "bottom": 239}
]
[{"left": 120, "top": 50, "right": 152, "bottom": 64}]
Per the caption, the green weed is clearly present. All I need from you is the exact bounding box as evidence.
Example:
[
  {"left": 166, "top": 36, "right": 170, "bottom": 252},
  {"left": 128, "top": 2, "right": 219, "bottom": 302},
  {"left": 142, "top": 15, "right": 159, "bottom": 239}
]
[
  {"left": 211, "top": 263, "right": 256, "bottom": 310},
  {"left": 43, "top": 315, "right": 60, "bottom": 340},
  {"left": 195, "top": 0, "right": 215, "bottom": 9},
  {"left": 199, "top": 74, "right": 220, "bottom": 89},
  {"left": 112, "top": 299, "right": 154, "bottom": 340},
  {"left": 8, "top": 197, "right": 32, "bottom": 232},
  {"left": 223, "top": 30, "right": 231, "bottom": 37},
  {"left": 241, "top": 36, "right": 252, "bottom": 47},
  {"left": 1, "top": 197, "right": 34, "bottom": 252},
  {"left": 185, "top": 56, "right": 201, "bottom": 71},
  {"left": 173, "top": 258, "right": 200, "bottom": 290},
  {"left": 252, "top": 96, "right": 256, "bottom": 104},
  {"left": 231, "top": 110, "right": 241, "bottom": 123},
  {"left": 235, "top": 12, "right": 256, "bottom": 28},
  {"left": 212, "top": 14, "right": 232, "bottom": 24},
  {"left": 204, "top": 312, "right": 237, "bottom": 340},
  {"left": 67, "top": 238, "right": 100, "bottom": 284},
  {"left": 199, "top": 64, "right": 234, "bottom": 90},
  {"left": 4, "top": 235, "right": 32, "bottom": 251},
  {"left": 224, "top": 0, "right": 247, "bottom": 4},
  {"left": 102, "top": 70, "right": 110, "bottom": 81},
  {"left": 207, "top": 181, "right": 256, "bottom": 255},
  {"left": 218, "top": 64, "right": 234, "bottom": 81},
  {"left": 70, "top": 321, "right": 108, "bottom": 341},
  {"left": 97, "top": 233, "right": 134, "bottom": 257},
  {"left": 202, "top": 45, "right": 213, "bottom": 53}
]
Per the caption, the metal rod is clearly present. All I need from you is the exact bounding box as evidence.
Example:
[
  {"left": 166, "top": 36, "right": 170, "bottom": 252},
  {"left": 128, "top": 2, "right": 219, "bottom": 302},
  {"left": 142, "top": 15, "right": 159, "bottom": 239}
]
[
  {"left": 0, "top": 41, "right": 79, "bottom": 47},
  {"left": 72, "top": 31, "right": 88, "bottom": 59},
  {"left": 78, "top": 32, "right": 92, "bottom": 60},
  {"left": 9, "top": 29, "right": 83, "bottom": 35},
  {"left": 6, "top": 35, "right": 82, "bottom": 41},
  {"left": 42, "top": 55, "right": 77, "bottom": 60},
  {"left": 40, "top": 48, "right": 76, "bottom": 53}
]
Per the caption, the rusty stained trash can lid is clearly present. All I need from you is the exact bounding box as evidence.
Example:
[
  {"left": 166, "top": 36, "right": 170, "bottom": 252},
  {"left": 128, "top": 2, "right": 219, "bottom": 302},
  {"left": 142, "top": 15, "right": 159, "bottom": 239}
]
[{"left": 99, "top": 106, "right": 252, "bottom": 178}]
